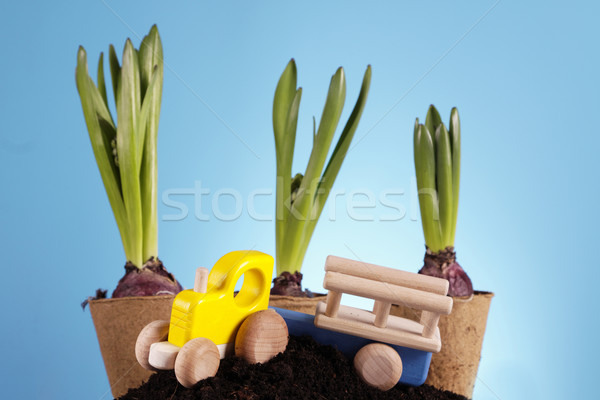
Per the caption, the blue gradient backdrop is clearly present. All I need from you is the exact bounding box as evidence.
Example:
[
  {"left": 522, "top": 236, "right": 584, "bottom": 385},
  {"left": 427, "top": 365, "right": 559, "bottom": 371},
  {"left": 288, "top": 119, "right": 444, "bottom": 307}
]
[{"left": 1, "top": 1, "right": 598, "bottom": 399}]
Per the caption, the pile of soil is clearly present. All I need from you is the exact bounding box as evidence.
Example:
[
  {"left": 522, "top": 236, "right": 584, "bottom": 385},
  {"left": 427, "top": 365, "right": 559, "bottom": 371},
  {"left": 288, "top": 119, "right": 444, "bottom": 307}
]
[{"left": 119, "top": 336, "right": 467, "bottom": 400}]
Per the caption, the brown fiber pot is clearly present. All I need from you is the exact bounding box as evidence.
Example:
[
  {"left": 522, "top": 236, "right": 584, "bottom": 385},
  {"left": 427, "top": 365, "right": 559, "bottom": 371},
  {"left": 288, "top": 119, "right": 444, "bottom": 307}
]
[
  {"left": 89, "top": 295, "right": 175, "bottom": 399},
  {"left": 269, "top": 294, "right": 326, "bottom": 315},
  {"left": 391, "top": 291, "right": 493, "bottom": 399}
]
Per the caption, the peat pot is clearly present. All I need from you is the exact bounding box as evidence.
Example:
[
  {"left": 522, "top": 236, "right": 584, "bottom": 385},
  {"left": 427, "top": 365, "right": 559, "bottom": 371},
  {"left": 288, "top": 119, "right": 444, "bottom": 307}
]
[
  {"left": 391, "top": 291, "right": 493, "bottom": 399},
  {"left": 89, "top": 295, "right": 175, "bottom": 398},
  {"left": 269, "top": 294, "right": 326, "bottom": 315}
]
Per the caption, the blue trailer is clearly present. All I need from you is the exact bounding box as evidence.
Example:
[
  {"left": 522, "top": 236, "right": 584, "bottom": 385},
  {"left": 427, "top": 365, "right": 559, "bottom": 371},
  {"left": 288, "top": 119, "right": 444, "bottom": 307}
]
[{"left": 274, "top": 255, "right": 453, "bottom": 390}]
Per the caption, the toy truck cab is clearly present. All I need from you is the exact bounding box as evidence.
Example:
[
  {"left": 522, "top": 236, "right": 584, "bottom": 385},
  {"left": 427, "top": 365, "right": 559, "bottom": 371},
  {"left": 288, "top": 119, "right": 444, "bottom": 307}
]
[
  {"left": 168, "top": 251, "right": 272, "bottom": 352},
  {"left": 135, "top": 251, "right": 288, "bottom": 388}
]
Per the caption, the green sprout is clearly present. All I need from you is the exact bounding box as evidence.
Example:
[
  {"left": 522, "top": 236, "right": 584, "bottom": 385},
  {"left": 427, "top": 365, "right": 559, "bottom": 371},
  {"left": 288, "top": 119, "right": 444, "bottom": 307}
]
[
  {"left": 273, "top": 60, "right": 372, "bottom": 278},
  {"left": 75, "top": 25, "right": 163, "bottom": 270},
  {"left": 414, "top": 105, "right": 460, "bottom": 252},
  {"left": 414, "top": 105, "right": 472, "bottom": 296}
]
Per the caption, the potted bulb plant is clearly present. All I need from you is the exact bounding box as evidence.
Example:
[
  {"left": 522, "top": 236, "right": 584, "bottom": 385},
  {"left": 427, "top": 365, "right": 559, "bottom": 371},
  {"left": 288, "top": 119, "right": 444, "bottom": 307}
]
[
  {"left": 391, "top": 105, "right": 493, "bottom": 398},
  {"left": 269, "top": 60, "right": 372, "bottom": 314},
  {"left": 76, "top": 25, "right": 182, "bottom": 398}
]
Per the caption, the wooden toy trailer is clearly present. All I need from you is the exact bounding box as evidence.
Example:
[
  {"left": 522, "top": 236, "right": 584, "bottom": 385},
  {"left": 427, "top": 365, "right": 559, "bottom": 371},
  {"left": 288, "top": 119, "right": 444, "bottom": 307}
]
[{"left": 274, "top": 255, "right": 453, "bottom": 390}]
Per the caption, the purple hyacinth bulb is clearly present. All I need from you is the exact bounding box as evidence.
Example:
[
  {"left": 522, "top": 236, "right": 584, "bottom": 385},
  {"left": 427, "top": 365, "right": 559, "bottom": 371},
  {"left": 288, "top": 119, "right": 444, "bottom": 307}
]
[
  {"left": 112, "top": 258, "right": 183, "bottom": 298},
  {"left": 419, "top": 247, "right": 473, "bottom": 297}
]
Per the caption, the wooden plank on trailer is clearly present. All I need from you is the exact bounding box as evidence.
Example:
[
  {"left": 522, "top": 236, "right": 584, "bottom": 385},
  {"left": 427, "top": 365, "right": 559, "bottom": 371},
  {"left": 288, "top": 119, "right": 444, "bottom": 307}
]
[
  {"left": 420, "top": 311, "right": 440, "bottom": 339},
  {"left": 374, "top": 301, "right": 392, "bottom": 328},
  {"left": 326, "top": 256, "right": 449, "bottom": 295},
  {"left": 314, "top": 302, "right": 442, "bottom": 353},
  {"left": 325, "top": 290, "right": 342, "bottom": 317},
  {"left": 324, "top": 271, "right": 453, "bottom": 315}
]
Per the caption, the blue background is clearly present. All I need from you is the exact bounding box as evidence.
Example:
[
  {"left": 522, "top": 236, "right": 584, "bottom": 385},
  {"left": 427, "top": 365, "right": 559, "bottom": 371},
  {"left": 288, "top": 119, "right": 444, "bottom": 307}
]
[{"left": 1, "top": 1, "right": 598, "bottom": 399}]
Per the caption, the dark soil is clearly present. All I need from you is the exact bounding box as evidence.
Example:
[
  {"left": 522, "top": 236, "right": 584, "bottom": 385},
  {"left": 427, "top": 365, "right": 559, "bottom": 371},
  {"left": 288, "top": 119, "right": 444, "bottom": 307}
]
[{"left": 119, "top": 335, "right": 467, "bottom": 400}]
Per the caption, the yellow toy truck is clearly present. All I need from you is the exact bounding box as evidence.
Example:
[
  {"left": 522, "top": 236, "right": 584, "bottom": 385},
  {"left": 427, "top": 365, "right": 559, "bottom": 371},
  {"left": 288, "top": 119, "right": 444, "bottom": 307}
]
[{"left": 135, "top": 251, "right": 288, "bottom": 388}]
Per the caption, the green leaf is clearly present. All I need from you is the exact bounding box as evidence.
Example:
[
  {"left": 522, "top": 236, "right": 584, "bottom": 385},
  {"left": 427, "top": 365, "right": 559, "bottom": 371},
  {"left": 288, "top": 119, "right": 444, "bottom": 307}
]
[
  {"left": 140, "top": 67, "right": 162, "bottom": 261},
  {"left": 275, "top": 88, "right": 302, "bottom": 273},
  {"left": 282, "top": 89, "right": 302, "bottom": 178},
  {"left": 97, "top": 53, "right": 109, "bottom": 109},
  {"left": 448, "top": 107, "right": 461, "bottom": 245},
  {"left": 76, "top": 46, "right": 130, "bottom": 259},
  {"left": 84, "top": 57, "right": 120, "bottom": 192},
  {"left": 135, "top": 69, "right": 159, "bottom": 165},
  {"left": 108, "top": 44, "right": 121, "bottom": 107},
  {"left": 273, "top": 59, "right": 297, "bottom": 162},
  {"left": 414, "top": 123, "right": 442, "bottom": 251},
  {"left": 425, "top": 104, "right": 442, "bottom": 155},
  {"left": 315, "top": 65, "right": 372, "bottom": 216},
  {"left": 278, "top": 88, "right": 302, "bottom": 223},
  {"left": 435, "top": 123, "right": 453, "bottom": 247},
  {"left": 135, "top": 25, "right": 164, "bottom": 260},
  {"left": 273, "top": 60, "right": 300, "bottom": 273},
  {"left": 293, "top": 67, "right": 346, "bottom": 219},
  {"left": 139, "top": 24, "right": 162, "bottom": 99},
  {"left": 116, "top": 39, "right": 143, "bottom": 268}
]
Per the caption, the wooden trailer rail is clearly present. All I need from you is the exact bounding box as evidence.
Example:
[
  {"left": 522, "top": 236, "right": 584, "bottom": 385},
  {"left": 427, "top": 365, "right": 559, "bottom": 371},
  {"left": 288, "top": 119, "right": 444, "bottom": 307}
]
[{"left": 314, "top": 256, "right": 453, "bottom": 353}]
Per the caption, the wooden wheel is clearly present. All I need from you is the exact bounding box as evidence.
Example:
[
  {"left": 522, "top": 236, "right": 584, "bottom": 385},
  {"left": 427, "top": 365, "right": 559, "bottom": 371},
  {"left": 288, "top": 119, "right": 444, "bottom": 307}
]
[
  {"left": 354, "top": 343, "right": 403, "bottom": 391},
  {"left": 174, "top": 337, "right": 220, "bottom": 388},
  {"left": 135, "top": 320, "right": 170, "bottom": 371},
  {"left": 235, "top": 309, "right": 288, "bottom": 364}
]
